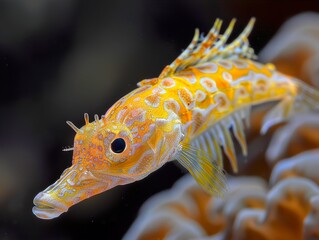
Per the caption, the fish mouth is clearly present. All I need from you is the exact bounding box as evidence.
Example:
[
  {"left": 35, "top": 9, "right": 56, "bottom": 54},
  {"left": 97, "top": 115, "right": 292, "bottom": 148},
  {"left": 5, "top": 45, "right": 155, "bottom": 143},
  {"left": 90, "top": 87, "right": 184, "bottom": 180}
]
[
  {"left": 32, "top": 192, "right": 68, "bottom": 220},
  {"left": 32, "top": 164, "right": 134, "bottom": 219}
]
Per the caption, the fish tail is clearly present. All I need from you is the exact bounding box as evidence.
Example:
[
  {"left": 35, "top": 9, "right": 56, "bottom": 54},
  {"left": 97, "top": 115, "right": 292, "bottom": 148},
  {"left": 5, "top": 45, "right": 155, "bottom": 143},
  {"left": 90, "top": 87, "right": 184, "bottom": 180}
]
[
  {"left": 294, "top": 79, "right": 319, "bottom": 111},
  {"left": 261, "top": 78, "right": 319, "bottom": 134}
]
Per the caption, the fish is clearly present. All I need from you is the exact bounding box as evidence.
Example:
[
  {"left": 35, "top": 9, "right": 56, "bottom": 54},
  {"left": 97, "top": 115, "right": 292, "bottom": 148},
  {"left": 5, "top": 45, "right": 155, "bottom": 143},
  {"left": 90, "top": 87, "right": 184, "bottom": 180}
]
[{"left": 32, "top": 18, "right": 319, "bottom": 219}]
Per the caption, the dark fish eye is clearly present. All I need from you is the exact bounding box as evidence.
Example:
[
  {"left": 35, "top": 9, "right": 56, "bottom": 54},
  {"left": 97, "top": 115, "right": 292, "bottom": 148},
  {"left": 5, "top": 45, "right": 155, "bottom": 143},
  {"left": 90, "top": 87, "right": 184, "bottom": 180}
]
[{"left": 110, "top": 138, "right": 126, "bottom": 153}]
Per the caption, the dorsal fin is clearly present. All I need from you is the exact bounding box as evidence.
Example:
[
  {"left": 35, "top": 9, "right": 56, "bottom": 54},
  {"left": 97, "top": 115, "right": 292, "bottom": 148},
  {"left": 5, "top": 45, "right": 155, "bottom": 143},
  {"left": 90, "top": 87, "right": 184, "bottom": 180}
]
[{"left": 159, "top": 18, "right": 256, "bottom": 78}]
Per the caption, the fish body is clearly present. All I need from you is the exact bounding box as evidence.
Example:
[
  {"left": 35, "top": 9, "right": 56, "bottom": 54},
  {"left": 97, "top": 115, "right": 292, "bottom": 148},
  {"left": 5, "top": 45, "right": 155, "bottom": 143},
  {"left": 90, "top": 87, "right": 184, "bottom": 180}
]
[{"left": 33, "top": 18, "right": 318, "bottom": 219}]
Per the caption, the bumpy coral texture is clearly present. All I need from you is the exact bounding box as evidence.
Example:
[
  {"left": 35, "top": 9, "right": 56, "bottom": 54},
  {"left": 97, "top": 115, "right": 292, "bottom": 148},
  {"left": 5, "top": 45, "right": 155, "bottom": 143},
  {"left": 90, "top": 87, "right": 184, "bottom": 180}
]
[
  {"left": 124, "top": 151, "right": 319, "bottom": 240},
  {"left": 124, "top": 13, "right": 319, "bottom": 240}
]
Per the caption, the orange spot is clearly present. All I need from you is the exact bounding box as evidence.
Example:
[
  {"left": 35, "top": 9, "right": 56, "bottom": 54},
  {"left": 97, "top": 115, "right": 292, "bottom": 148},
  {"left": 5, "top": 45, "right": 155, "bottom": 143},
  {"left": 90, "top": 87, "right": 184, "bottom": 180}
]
[
  {"left": 178, "top": 88, "right": 194, "bottom": 109},
  {"left": 197, "top": 63, "right": 218, "bottom": 74},
  {"left": 193, "top": 112, "right": 203, "bottom": 133},
  {"left": 145, "top": 94, "right": 160, "bottom": 108},
  {"left": 200, "top": 77, "right": 217, "bottom": 92},
  {"left": 217, "top": 96, "right": 226, "bottom": 107},
  {"left": 195, "top": 90, "right": 207, "bottom": 102},
  {"left": 164, "top": 99, "right": 180, "bottom": 114},
  {"left": 138, "top": 78, "right": 158, "bottom": 86},
  {"left": 214, "top": 93, "right": 230, "bottom": 112},
  {"left": 161, "top": 78, "right": 175, "bottom": 88},
  {"left": 204, "top": 80, "right": 214, "bottom": 88}
]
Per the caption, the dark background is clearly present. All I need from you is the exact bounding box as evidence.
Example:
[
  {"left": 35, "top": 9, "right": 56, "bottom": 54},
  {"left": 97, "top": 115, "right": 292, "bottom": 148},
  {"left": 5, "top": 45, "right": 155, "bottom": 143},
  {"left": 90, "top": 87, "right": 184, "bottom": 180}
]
[{"left": 1, "top": 0, "right": 319, "bottom": 239}]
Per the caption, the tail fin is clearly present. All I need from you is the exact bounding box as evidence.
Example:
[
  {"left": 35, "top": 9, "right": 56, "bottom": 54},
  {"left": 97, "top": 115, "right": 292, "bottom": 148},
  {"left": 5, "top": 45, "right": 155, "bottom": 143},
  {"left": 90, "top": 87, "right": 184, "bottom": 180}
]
[
  {"left": 261, "top": 79, "right": 319, "bottom": 134},
  {"left": 294, "top": 79, "right": 319, "bottom": 111}
]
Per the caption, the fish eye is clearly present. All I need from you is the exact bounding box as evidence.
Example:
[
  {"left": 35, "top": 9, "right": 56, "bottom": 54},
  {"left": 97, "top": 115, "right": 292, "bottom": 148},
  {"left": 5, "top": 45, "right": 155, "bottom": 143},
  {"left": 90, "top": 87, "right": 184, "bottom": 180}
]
[{"left": 110, "top": 138, "right": 126, "bottom": 154}]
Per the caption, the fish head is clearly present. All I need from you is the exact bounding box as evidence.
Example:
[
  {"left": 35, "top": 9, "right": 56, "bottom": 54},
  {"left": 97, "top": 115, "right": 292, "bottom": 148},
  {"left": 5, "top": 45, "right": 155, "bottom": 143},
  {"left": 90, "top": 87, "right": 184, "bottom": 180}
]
[
  {"left": 32, "top": 117, "right": 135, "bottom": 219},
  {"left": 33, "top": 105, "right": 183, "bottom": 219}
]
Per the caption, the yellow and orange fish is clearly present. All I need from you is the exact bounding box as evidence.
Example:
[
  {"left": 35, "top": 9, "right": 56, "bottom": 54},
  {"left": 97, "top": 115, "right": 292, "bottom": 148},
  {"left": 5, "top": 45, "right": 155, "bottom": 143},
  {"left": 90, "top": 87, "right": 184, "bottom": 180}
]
[{"left": 33, "top": 18, "right": 319, "bottom": 219}]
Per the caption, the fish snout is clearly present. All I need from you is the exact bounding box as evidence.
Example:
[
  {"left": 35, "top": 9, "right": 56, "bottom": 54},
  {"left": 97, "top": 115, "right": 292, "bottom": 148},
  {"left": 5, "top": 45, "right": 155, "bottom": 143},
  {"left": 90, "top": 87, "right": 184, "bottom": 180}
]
[
  {"left": 32, "top": 160, "right": 134, "bottom": 220},
  {"left": 32, "top": 192, "right": 68, "bottom": 220},
  {"left": 32, "top": 165, "right": 113, "bottom": 219}
]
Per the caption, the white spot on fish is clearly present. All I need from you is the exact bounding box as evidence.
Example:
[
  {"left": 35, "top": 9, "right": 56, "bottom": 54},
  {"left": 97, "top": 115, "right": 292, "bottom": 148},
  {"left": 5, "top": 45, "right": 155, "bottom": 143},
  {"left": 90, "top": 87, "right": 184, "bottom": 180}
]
[
  {"left": 164, "top": 98, "right": 180, "bottom": 114},
  {"left": 214, "top": 92, "right": 231, "bottom": 112},
  {"left": 197, "top": 62, "right": 218, "bottom": 74},
  {"left": 145, "top": 94, "right": 160, "bottom": 108},
  {"left": 233, "top": 59, "right": 249, "bottom": 69},
  {"left": 222, "top": 71, "right": 233, "bottom": 83},
  {"left": 195, "top": 90, "right": 207, "bottom": 102},
  {"left": 200, "top": 77, "right": 217, "bottom": 93},
  {"left": 218, "top": 60, "right": 232, "bottom": 70},
  {"left": 160, "top": 78, "right": 176, "bottom": 88},
  {"left": 178, "top": 87, "right": 195, "bottom": 110}
]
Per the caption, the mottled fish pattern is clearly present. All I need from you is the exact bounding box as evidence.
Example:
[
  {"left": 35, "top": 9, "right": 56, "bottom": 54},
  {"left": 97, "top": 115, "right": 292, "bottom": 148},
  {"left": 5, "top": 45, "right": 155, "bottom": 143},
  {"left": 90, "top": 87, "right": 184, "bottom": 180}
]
[{"left": 33, "top": 18, "right": 319, "bottom": 219}]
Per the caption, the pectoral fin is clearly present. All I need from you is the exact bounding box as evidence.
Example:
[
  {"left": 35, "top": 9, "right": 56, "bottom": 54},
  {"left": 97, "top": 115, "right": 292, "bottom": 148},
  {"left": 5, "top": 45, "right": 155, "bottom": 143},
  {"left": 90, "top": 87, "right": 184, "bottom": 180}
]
[{"left": 177, "top": 143, "right": 227, "bottom": 196}]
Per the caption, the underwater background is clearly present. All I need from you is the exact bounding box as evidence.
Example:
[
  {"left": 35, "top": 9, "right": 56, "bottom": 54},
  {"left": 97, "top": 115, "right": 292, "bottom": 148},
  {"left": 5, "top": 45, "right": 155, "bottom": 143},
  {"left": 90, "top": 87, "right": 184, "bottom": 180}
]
[{"left": 1, "top": 0, "right": 319, "bottom": 239}]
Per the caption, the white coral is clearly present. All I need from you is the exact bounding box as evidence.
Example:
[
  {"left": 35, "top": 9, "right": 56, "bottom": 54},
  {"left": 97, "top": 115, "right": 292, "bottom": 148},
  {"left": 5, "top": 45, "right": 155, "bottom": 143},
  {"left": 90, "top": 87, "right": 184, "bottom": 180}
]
[{"left": 124, "top": 150, "right": 319, "bottom": 240}]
